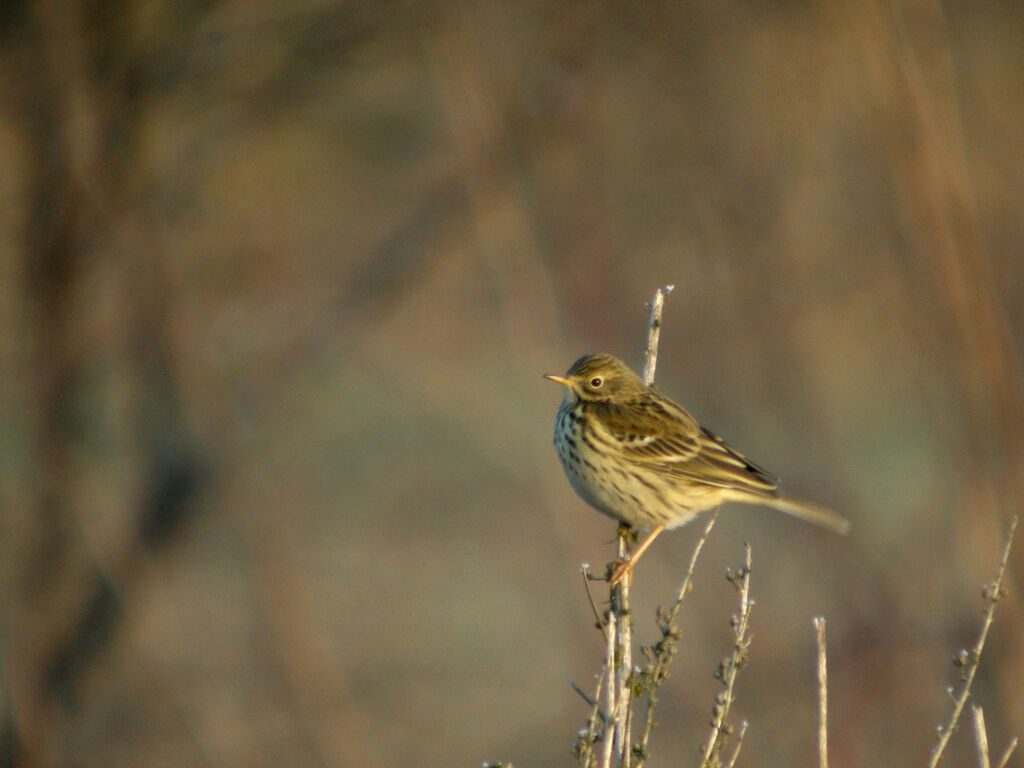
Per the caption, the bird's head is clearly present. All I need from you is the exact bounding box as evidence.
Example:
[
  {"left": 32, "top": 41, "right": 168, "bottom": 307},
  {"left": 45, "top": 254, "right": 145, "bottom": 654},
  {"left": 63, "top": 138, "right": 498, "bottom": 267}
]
[{"left": 544, "top": 353, "right": 646, "bottom": 402}]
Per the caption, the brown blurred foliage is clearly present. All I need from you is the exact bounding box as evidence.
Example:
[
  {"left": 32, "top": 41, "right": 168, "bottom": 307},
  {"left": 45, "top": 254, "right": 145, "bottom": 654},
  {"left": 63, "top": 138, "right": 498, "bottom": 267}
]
[{"left": 1, "top": 1, "right": 1022, "bottom": 767}]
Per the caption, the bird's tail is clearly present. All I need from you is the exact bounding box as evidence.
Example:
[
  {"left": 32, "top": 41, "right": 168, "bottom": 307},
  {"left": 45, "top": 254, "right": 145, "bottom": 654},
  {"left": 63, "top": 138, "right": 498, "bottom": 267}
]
[{"left": 765, "top": 494, "right": 851, "bottom": 535}]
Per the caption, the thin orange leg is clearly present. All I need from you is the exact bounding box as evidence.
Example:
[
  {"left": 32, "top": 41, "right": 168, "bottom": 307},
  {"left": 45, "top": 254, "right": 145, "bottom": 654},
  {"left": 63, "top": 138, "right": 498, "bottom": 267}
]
[{"left": 609, "top": 524, "right": 665, "bottom": 587}]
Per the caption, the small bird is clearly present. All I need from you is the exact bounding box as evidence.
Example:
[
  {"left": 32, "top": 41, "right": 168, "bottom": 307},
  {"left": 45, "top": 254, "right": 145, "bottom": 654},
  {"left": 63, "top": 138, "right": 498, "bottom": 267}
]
[{"left": 544, "top": 353, "right": 849, "bottom": 585}]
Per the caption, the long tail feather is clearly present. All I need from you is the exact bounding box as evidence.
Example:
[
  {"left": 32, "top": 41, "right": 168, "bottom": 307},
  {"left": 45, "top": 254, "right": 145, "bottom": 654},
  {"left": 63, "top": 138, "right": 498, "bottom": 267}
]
[{"left": 765, "top": 495, "right": 851, "bottom": 535}]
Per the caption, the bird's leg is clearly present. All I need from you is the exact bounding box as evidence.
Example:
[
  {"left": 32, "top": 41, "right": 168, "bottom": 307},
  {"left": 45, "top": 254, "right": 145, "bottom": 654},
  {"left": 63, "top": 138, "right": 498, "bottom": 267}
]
[{"left": 609, "top": 524, "right": 665, "bottom": 586}]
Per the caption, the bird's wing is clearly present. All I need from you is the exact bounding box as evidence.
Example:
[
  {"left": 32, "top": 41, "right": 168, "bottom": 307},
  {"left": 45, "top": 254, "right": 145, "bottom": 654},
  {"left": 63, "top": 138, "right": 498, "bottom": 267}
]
[
  {"left": 597, "top": 398, "right": 779, "bottom": 494},
  {"left": 593, "top": 397, "right": 703, "bottom": 462},
  {"left": 676, "top": 426, "right": 780, "bottom": 494}
]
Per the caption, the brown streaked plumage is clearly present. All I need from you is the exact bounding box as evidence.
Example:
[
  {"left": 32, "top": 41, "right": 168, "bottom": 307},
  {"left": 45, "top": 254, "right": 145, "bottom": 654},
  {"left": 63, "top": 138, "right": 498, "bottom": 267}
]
[{"left": 544, "top": 353, "right": 849, "bottom": 584}]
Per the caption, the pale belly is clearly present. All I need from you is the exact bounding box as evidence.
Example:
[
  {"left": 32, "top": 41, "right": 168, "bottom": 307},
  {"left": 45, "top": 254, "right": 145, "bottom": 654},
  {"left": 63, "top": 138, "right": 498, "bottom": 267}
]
[{"left": 554, "top": 411, "right": 718, "bottom": 529}]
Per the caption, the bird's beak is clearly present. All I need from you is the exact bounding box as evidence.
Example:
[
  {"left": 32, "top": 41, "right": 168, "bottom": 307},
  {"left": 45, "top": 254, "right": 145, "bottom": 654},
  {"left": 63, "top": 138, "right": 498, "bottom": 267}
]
[{"left": 543, "top": 373, "right": 572, "bottom": 387}]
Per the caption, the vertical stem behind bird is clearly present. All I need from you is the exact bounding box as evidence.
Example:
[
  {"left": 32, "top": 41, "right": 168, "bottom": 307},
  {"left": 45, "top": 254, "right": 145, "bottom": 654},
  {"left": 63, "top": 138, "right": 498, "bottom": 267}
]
[{"left": 607, "top": 285, "right": 674, "bottom": 768}]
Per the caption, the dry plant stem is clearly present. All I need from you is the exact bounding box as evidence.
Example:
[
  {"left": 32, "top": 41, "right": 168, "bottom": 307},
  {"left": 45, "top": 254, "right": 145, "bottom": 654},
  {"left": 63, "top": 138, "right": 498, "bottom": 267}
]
[
  {"left": 664, "top": 512, "right": 719, "bottom": 627},
  {"left": 633, "top": 511, "right": 719, "bottom": 762},
  {"left": 701, "top": 543, "right": 753, "bottom": 768},
  {"left": 601, "top": 286, "right": 674, "bottom": 767},
  {"left": 641, "top": 285, "right": 674, "bottom": 385},
  {"left": 994, "top": 737, "right": 1019, "bottom": 768},
  {"left": 612, "top": 528, "right": 633, "bottom": 768},
  {"left": 814, "top": 617, "right": 829, "bottom": 768},
  {"left": 568, "top": 676, "right": 602, "bottom": 714},
  {"left": 973, "top": 706, "right": 990, "bottom": 768},
  {"left": 574, "top": 664, "right": 608, "bottom": 768},
  {"left": 572, "top": 565, "right": 608, "bottom": 767},
  {"left": 609, "top": 283, "right": 674, "bottom": 588},
  {"left": 724, "top": 721, "right": 749, "bottom": 768},
  {"left": 602, "top": 607, "right": 619, "bottom": 768},
  {"left": 582, "top": 565, "right": 608, "bottom": 640},
  {"left": 971, "top": 706, "right": 1017, "bottom": 768},
  {"left": 929, "top": 515, "right": 1018, "bottom": 768}
]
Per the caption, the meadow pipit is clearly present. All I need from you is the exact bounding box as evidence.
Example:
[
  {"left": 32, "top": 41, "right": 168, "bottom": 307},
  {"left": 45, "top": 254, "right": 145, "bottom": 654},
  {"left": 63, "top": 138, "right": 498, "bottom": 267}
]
[{"left": 544, "top": 353, "right": 849, "bottom": 584}]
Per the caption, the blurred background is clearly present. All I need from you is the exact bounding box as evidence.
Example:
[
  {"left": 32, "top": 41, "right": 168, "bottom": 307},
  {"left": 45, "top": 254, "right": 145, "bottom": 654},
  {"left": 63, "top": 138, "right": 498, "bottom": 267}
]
[{"left": 1, "top": 1, "right": 1022, "bottom": 766}]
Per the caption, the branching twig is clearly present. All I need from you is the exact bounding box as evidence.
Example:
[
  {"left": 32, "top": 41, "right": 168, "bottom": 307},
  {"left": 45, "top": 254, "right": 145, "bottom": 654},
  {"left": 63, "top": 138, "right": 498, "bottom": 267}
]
[
  {"left": 701, "top": 544, "right": 754, "bottom": 768},
  {"left": 600, "top": 286, "right": 674, "bottom": 768},
  {"left": 928, "top": 515, "right": 1018, "bottom": 768},
  {"left": 632, "top": 511, "right": 718, "bottom": 764},
  {"left": 570, "top": 661, "right": 608, "bottom": 767},
  {"left": 573, "top": 285, "right": 742, "bottom": 768},
  {"left": 572, "top": 563, "right": 609, "bottom": 767}
]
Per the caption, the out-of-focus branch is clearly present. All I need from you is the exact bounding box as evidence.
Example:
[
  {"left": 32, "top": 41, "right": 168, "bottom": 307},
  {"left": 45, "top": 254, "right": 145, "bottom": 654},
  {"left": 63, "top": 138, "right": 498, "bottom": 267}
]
[{"left": 929, "top": 516, "right": 1018, "bottom": 768}]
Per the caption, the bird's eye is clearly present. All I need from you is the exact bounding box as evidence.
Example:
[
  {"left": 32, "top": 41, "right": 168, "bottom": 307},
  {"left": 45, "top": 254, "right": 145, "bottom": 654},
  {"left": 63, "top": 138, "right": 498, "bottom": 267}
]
[{"left": 589, "top": 376, "right": 603, "bottom": 388}]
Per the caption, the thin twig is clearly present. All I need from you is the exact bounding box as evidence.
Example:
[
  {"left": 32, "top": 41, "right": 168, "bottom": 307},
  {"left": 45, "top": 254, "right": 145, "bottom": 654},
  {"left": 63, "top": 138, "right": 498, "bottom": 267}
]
[
  {"left": 666, "top": 511, "right": 719, "bottom": 629},
  {"left": 973, "top": 706, "right": 990, "bottom": 768},
  {"left": 602, "top": 286, "right": 674, "bottom": 767},
  {"left": 994, "top": 737, "right": 1019, "bottom": 768},
  {"left": 973, "top": 707, "right": 1018, "bottom": 768},
  {"left": 581, "top": 285, "right": 676, "bottom": 768},
  {"left": 614, "top": 528, "right": 633, "bottom": 767},
  {"left": 571, "top": 663, "right": 609, "bottom": 768},
  {"left": 632, "top": 510, "right": 718, "bottom": 766},
  {"left": 929, "top": 515, "right": 1018, "bottom": 768},
  {"left": 701, "top": 544, "right": 753, "bottom": 767},
  {"left": 602, "top": 607, "right": 617, "bottom": 768},
  {"left": 581, "top": 564, "right": 608, "bottom": 638},
  {"left": 573, "top": 565, "right": 610, "bottom": 767},
  {"left": 642, "top": 285, "right": 674, "bottom": 386},
  {"left": 813, "top": 617, "right": 829, "bottom": 768},
  {"left": 623, "top": 285, "right": 672, "bottom": 763},
  {"left": 569, "top": 677, "right": 604, "bottom": 716},
  {"left": 724, "top": 721, "right": 749, "bottom": 768}
]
